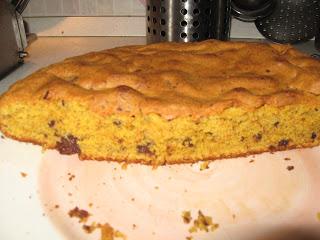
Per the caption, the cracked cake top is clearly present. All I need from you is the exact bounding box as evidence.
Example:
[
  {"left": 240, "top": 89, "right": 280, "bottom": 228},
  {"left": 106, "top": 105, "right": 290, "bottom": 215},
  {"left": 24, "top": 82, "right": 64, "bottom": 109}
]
[{"left": 1, "top": 40, "right": 320, "bottom": 119}]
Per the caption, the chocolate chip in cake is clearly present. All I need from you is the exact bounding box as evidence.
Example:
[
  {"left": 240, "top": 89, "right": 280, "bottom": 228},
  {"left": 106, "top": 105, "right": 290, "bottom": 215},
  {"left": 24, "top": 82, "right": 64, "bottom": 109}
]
[
  {"left": 274, "top": 121, "right": 280, "bottom": 128},
  {"left": 56, "top": 135, "right": 81, "bottom": 155},
  {"left": 268, "top": 145, "right": 277, "bottom": 152},
  {"left": 48, "top": 120, "right": 55, "bottom": 128},
  {"left": 43, "top": 90, "right": 50, "bottom": 100},
  {"left": 137, "top": 143, "right": 154, "bottom": 156},
  {"left": 61, "top": 100, "right": 65, "bottom": 106},
  {"left": 182, "top": 137, "right": 194, "bottom": 147},
  {"left": 253, "top": 133, "right": 262, "bottom": 142},
  {"left": 278, "top": 139, "right": 289, "bottom": 147},
  {"left": 117, "top": 85, "right": 132, "bottom": 92},
  {"left": 166, "top": 145, "right": 174, "bottom": 156},
  {"left": 311, "top": 132, "right": 317, "bottom": 140},
  {"left": 113, "top": 119, "right": 122, "bottom": 127},
  {"left": 205, "top": 132, "right": 215, "bottom": 141}
]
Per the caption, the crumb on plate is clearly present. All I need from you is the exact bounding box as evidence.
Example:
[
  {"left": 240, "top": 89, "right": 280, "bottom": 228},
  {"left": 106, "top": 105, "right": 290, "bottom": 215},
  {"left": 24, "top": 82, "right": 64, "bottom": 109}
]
[
  {"left": 188, "top": 210, "right": 219, "bottom": 233},
  {"left": 182, "top": 211, "right": 192, "bottom": 224},
  {"left": 287, "top": 165, "right": 294, "bottom": 171},
  {"left": 68, "top": 207, "right": 90, "bottom": 223},
  {"left": 200, "top": 161, "right": 210, "bottom": 171}
]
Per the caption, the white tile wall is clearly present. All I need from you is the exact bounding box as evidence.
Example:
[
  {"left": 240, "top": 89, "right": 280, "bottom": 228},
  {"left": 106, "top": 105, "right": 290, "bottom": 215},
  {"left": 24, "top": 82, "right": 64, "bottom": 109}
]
[
  {"left": 22, "top": 0, "right": 262, "bottom": 38},
  {"left": 23, "top": 0, "right": 145, "bottom": 16}
]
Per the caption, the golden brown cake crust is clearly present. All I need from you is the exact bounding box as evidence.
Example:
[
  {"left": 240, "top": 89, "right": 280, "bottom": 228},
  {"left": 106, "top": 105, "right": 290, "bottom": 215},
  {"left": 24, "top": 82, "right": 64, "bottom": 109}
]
[{"left": 1, "top": 40, "right": 320, "bottom": 119}]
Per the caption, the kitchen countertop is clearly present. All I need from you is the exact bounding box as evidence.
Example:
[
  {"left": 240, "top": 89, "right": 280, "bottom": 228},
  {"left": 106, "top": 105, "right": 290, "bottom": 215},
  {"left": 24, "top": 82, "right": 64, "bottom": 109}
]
[{"left": 0, "top": 37, "right": 319, "bottom": 95}]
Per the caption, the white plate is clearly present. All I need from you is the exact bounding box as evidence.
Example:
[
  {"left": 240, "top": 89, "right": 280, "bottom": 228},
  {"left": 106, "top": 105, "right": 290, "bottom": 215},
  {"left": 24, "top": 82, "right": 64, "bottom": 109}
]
[{"left": 1, "top": 131, "right": 320, "bottom": 240}]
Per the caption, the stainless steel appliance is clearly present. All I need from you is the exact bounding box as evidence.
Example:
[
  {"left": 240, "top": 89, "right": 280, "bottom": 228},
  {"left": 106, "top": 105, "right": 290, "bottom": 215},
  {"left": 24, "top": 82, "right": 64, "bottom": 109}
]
[
  {"left": 146, "top": 0, "right": 231, "bottom": 43},
  {"left": 0, "top": 0, "right": 30, "bottom": 78}
]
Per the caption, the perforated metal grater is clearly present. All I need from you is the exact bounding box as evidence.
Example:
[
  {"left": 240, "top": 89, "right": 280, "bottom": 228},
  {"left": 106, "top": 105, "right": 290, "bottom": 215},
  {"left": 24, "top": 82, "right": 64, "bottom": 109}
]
[{"left": 146, "top": 0, "right": 231, "bottom": 43}]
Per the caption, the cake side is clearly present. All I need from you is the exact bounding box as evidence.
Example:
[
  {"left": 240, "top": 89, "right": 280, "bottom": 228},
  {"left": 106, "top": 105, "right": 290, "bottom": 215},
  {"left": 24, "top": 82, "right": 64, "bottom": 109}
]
[{"left": 1, "top": 98, "right": 319, "bottom": 165}]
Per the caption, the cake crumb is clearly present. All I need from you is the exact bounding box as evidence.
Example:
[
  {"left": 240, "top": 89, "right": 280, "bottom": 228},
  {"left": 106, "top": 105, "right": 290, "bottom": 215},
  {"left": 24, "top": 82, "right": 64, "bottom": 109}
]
[
  {"left": 186, "top": 237, "right": 193, "bottom": 240},
  {"left": 55, "top": 204, "right": 59, "bottom": 209},
  {"left": 131, "top": 198, "right": 135, "bottom": 202},
  {"left": 67, "top": 172, "right": 75, "bottom": 181},
  {"left": 82, "top": 222, "right": 127, "bottom": 240},
  {"left": 0, "top": 135, "right": 5, "bottom": 139},
  {"left": 200, "top": 161, "right": 210, "bottom": 171},
  {"left": 287, "top": 165, "right": 294, "bottom": 171},
  {"left": 182, "top": 211, "right": 192, "bottom": 224},
  {"left": 82, "top": 223, "right": 97, "bottom": 234},
  {"left": 20, "top": 172, "right": 28, "bottom": 177},
  {"left": 100, "top": 223, "right": 122, "bottom": 240},
  {"left": 188, "top": 211, "right": 219, "bottom": 233},
  {"left": 121, "top": 163, "right": 128, "bottom": 170},
  {"left": 284, "top": 157, "right": 291, "bottom": 161},
  {"left": 249, "top": 159, "right": 254, "bottom": 163},
  {"left": 132, "top": 224, "right": 137, "bottom": 229},
  {"left": 88, "top": 203, "right": 93, "bottom": 207},
  {"left": 232, "top": 214, "right": 236, "bottom": 219},
  {"left": 68, "top": 207, "right": 90, "bottom": 223},
  {"left": 68, "top": 207, "right": 126, "bottom": 240},
  {"left": 154, "top": 186, "right": 159, "bottom": 190}
]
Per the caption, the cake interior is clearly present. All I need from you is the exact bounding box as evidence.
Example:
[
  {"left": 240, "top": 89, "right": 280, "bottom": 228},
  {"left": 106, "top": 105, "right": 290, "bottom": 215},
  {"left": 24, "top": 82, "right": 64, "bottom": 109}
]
[{"left": 0, "top": 100, "right": 319, "bottom": 165}]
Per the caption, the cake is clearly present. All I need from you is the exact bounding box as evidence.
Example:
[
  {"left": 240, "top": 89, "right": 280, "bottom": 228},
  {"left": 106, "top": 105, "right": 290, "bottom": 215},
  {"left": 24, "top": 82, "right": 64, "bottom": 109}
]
[{"left": 1, "top": 40, "right": 320, "bottom": 165}]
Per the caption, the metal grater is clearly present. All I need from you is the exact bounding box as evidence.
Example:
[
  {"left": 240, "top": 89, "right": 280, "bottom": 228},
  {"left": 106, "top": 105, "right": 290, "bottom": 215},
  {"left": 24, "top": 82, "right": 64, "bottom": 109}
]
[{"left": 146, "top": 0, "right": 231, "bottom": 43}]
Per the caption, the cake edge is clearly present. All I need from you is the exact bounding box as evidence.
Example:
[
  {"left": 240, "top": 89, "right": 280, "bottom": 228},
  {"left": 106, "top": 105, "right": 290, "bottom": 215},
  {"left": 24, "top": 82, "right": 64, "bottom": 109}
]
[{"left": 1, "top": 126, "right": 317, "bottom": 165}]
